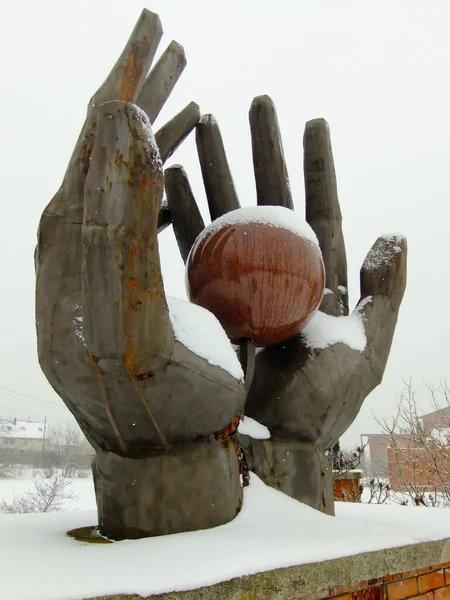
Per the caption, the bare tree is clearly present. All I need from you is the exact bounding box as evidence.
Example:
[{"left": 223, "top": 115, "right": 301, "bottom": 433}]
[
  {"left": 364, "top": 478, "right": 392, "bottom": 504},
  {"left": 0, "top": 461, "right": 25, "bottom": 479},
  {"left": 378, "top": 381, "right": 450, "bottom": 507},
  {"left": 0, "top": 473, "right": 77, "bottom": 513},
  {"left": 329, "top": 442, "right": 366, "bottom": 502},
  {"left": 49, "top": 423, "right": 91, "bottom": 477}
]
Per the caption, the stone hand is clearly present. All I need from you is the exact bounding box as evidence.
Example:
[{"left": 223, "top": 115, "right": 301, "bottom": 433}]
[
  {"left": 165, "top": 96, "right": 407, "bottom": 514},
  {"left": 35, "top": 10, "right": 245, "bottom": 538}
]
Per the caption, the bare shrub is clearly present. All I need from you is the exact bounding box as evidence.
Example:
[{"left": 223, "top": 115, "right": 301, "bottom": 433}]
[
  {"left": 0, "top": 473, "right": 77, "bottom": 513},
  {"left": 49, "top": 423, "right": 92, "bottom": 478},
  {"left": 377, "top": 380, "right": 450, "bottom": 507},
  {"left": 0, "top": 462, "right": 26, "bottom": 479}
]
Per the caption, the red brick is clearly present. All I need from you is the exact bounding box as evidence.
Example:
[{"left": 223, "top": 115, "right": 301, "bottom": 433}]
[
  {"left": 388, "top": 579, "right": 418, "bottom": 600},
  {"left": 434, "top": 587, "right": 450, "bottom": 600},
  {"left": 355, "top": 586, "right": 383, "bottom": 600},
  {"left": 412, "top": 594, "right": 433, "bottom": 600},
  {"left": 330, "top": 595, "right": 352, "bottom": 600},
  {"left": 418, "top": 571, "right": 445, "bottom": 593},
  {"left": 445, "top": 569, "right": 450, "bottom": 585}
]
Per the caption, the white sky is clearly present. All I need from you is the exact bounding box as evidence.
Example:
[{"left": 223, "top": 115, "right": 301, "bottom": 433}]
[{"left": 1, "top": 0, "right": 450, "bottom": 447}]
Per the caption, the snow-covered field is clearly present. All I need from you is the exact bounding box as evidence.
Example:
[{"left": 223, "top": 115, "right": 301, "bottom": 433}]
[
  {"left": 0, "top": 471, "right": 96, "bottom": 511},
  {"left": 2, "top": 472, "right": 450, "bottom": 600}
]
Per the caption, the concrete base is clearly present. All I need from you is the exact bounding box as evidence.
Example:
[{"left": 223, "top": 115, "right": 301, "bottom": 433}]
[{"left": 85, "top": 537, "right": 450, "bottom": 600}]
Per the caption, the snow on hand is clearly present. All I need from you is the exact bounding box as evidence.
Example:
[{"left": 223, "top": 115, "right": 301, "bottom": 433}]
[
  {"left": 238, "top": 416, "right": 270, "bottom": 440},
  {"left": 167, "top": 296, "right": 244, "bottom": 381},
  {"left": 302, "top": 306, "right": 367, "bottom": 352},
  {"left": 132, "top": 104, "right": 163, "bottom": 170},
  {"left": 362, "top": 233, "right": 405, "bottom": 270}
]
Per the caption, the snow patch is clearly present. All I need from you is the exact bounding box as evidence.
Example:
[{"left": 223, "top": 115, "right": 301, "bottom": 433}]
[
  {"left": 238, "top": 416, "right": 270, "bottom": 440},
  {"left": 355, "top": 295, "right": 373, "bottom": 312},
  {"left": 72, "top": 316, "right": 86, "bottom": 346},
  {"left": 200, "top": 113, "right": 218, "bottom": 126},
  {"left": 167, "top": 296, "right": 243, "bottom": 381},
  {"left": 302, "top": 309, "right": 367, "bottom": 352}
]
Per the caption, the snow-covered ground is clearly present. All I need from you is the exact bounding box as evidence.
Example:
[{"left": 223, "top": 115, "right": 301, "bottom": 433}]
[{"left": 2, "top": 472, "right": 450, "bottom": 600}]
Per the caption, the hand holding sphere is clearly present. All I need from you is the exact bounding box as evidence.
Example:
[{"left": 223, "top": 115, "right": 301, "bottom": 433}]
[{"left": 35, "top": 10, "right": 407, "bottom": 538}]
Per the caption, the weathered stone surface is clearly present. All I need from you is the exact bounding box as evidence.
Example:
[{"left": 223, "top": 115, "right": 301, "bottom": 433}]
[
  {"left": 137, "top": 40, "right": 187, "bottom": 123},
  {"left": 249, "top": 95, "right": 294, "bottom": 210},
  {"left": 156, "top": 101, "right": 200, "bottom": 163},
  {"left": 93, "top": 440, "right": 242, "bottom": 538},
  {"left": 196, "top": 114, "right": 240, "bottom": 220},
  {"left": 304, "top": 118, "right": 348, "bottom": 317},
  {"left": 239, "top": 436, "right": 335, "bottom": 515},
  {"left": 165, "top": 165, "right": 205, "bottom": 263}
]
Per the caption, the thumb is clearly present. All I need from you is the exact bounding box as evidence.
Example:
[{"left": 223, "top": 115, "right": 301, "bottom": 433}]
[{"left": 356, "top": 234, "right": 407, "bottom": 380}]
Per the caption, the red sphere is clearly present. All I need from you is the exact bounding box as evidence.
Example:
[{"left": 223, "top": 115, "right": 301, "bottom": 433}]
[{"left": 186, "top": 208, "right": 325, "bottom": 347}]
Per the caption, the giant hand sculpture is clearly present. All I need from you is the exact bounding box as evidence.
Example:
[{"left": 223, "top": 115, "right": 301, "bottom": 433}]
[
  {"left": 35, "top": 10, "right": 246, "bottom": 539},
  {"left": 165, "top": 98, "right": 407, "bottom": 515},
  {"left": 36, "top": 8, "right": 407, "bottom": 540}
]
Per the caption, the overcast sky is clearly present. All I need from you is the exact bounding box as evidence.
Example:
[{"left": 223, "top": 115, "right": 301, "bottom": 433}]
[{"left": 1, "top": 0, "right": 450, "bottom": 446}]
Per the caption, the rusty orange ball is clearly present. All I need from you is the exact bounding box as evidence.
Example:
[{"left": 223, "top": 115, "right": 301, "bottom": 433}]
[{"left": 186, "top": 207, "right": 325, "bottom": 347}]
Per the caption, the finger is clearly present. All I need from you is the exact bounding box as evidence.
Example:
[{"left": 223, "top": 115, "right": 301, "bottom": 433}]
[
  {"left": 249, "top": 95, "right": 294, "bottom": 210},
  {"left": 137, "top": 41, "right": 186, "bottom": 124},
  {"left": 165, "top": 165, "right": 205, "bottom": 263},
  {"left": 155, "top": 101, "right": 201, "bottom": 237},
  {"left": 82, "top": 101, "right": 173, "bottom": 374},
  {"left": 36, "top": 10, "right": 164, "bottom": 385},
  {"left": 303, "top": 118, "right": 348, "bottom": 316},
  {"left": 316, "top": 235, "right": 407, "bottom": 446},
  {"left": 196, "top": 114, "right": 240, "bottom": 221},
  {"left": 156, "top": 101, "right": 200, "bottom": 163},
  {"left": 92, "top": 9, "right": 163, "bottom": 108},
  {"left": 246, "top": 237, "right": 406, "bottom": 444},
  {"left": 40, "top": 9, "right": 163, "bottom": 225},
  {"left": 358, "top": 235, "right": 407, "bottom": 376}
]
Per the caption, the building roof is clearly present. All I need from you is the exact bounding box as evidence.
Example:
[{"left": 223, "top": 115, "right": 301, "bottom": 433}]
[
  {"left": 0, "top": 420, "right": 45, "bottom": 440},
  {"left": 420, "top": 406, "right": 450, "bottom": 421}
]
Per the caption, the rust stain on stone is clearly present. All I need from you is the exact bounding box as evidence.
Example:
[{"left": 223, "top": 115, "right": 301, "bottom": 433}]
[{"left": 119, "top": 45, "right": 144, "bottom": 103}]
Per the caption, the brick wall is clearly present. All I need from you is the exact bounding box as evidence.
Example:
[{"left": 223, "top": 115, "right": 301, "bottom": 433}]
[
  {"left": 334, "top": 471, "right": 363, "bottom": 502},
  {"left": 387, "top": 446, "right": 450, "bottom": 492},
  {"left": 364, "top": 435, "right": 391, "bottom": 477},
  {"left": 299, "top": 561, "right": 450, "bottom": 600}
]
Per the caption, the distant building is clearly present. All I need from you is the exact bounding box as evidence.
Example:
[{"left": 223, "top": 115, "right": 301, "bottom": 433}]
[
  {"left": 360, "top": 433, "right": 391, "bottom": 477},
  {"left": 363, "top": 407, "right": 450, "bottom": 491},
  {"left": 0, "top": 419, "right": 46, "bottom": 452},
  {"left": 420, "top": 406, "right": 450, "bottom": 436}
]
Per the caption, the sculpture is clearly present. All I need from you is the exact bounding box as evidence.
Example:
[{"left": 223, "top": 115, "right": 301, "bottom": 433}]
[{"left": 35, "top": 8, "right": 407, "bottom": 539}]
